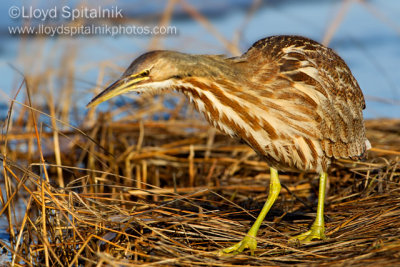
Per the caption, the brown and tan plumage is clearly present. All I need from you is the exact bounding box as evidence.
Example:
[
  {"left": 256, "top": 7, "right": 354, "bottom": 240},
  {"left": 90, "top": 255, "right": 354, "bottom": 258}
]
[
  {"left": 87, "top": 35, "right": 370, "bottom": 255},
  {"left": 237, "top": 36, "right": 369, "bottom": 172}
]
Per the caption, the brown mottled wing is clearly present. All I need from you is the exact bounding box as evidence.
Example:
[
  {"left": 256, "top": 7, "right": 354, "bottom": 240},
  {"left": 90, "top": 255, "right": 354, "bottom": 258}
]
[{"left": 244, "top": 35, "right": 368, "bottom": 160}]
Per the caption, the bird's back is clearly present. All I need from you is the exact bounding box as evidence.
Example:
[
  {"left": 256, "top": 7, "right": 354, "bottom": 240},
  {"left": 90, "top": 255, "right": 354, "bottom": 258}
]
[{"left": 236, "top": 35, "right": 369, "bottom": 172}]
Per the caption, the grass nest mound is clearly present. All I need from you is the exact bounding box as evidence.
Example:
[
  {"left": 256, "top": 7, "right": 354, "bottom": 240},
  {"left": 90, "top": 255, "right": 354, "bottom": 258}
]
[{"left": 1, "top": 94, "right": 400, "bottom": 266}]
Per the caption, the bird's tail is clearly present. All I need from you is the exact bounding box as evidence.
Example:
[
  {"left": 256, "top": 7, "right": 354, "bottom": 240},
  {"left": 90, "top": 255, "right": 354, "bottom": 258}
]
[{"left": 365, "top": 139, "right": 372, "bottom": 151}]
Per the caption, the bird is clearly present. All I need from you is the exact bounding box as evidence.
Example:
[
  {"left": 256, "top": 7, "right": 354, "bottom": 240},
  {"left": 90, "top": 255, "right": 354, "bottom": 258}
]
[{"left": 87, "top": 35, "right": 370, "bottom": 255}]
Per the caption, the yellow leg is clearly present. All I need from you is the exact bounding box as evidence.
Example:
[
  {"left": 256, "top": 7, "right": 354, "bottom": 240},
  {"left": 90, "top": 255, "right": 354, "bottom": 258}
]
[
  {"left": 291, "top": 172, "right": 327, "bottom": 242},
  {"left": 220, "top": 167, "right": 281, "bottom": 255}
]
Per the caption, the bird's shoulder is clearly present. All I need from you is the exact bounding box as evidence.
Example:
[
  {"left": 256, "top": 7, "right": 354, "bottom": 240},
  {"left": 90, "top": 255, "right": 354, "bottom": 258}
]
[
  {"left": 242, "top": 36, "right": 368, "bottom": 160},
  {"left": 245, "top": 35, "right": 323, "bottom": 58},
  {"left": 243, "top": 35, "right": 365, "bottom": 110}
]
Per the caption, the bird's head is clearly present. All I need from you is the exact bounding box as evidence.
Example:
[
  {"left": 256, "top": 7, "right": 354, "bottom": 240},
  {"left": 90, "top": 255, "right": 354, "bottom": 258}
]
[
  {"left": 86, "top": 50, "right": 237, "bottom": 108},
  {"left": 87, "top": 51, "right": 186, "bottom": 108}
]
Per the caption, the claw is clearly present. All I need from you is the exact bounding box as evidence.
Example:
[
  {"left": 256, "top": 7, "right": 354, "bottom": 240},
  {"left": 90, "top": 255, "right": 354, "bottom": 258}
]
[
  {"left": 290, "top": 223, "right": 326, "bottom": 244},
  {"left": 218, "top": 235, "right": 257, "bottom": 256}
]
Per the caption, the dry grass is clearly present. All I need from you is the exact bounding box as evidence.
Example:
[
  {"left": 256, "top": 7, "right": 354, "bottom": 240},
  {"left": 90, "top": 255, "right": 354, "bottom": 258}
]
[
  {"left": 1, "top": 1, "right": 400, "bottom": 266},
  {"left": 1, "top": 86, "right": 400, "bottom": 266}
]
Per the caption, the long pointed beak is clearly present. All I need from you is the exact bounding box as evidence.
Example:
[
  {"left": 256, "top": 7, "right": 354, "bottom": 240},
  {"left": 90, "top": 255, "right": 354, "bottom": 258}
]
[{"left": 86, "top": 75, "right": 150, "bottom": 108}]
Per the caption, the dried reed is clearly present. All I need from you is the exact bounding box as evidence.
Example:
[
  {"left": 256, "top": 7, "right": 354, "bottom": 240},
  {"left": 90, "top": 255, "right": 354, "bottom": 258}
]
[{"left": 1, "top": 1, "right": 399, "bottom": 266}]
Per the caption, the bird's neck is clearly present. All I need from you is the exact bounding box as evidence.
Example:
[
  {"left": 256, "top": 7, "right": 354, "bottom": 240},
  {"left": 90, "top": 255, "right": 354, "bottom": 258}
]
[
  {"left": 174, "top": 78, "right": 237, "bottom": 137},
  {"left": 171, "top": 72, "right": 284, "bottom": 158}
]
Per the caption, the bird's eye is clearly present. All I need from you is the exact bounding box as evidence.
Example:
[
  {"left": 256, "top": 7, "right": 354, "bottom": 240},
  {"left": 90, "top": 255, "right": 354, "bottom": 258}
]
[
  {"left": 141, "top": 69, "right": 150, "bottom": 76},
  {"left": 135, "top": 69, "right": 150, "bottom": 78}
]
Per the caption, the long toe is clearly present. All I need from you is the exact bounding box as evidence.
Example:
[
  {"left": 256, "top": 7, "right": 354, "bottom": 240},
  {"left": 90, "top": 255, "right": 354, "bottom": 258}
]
[
  {"left": 219, "top": 235, "right": 257, "bottom": 256},
  {"left": 290, "top": 224, "right": 326, "bottom": 244}
]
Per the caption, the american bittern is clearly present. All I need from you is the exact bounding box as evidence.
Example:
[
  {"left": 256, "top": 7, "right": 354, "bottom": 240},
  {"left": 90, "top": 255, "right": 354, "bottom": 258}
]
[{"left": 87, "top": 35, "right": 370, "bottom": 255}]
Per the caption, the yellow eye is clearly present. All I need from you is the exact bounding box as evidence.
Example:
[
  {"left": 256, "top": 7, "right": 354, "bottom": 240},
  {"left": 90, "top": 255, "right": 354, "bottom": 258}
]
[
  {"left": 141, "top": 69, "right": 150, "bottom": 76},
  {"left": 130, "top": 69, "right": 150, "bottom": 79}
]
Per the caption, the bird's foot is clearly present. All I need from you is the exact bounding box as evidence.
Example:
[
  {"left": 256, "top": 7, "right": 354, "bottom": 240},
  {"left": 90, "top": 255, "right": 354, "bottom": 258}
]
[
  {"left": 290, "top": 223, "right": 326, "bottom": 243},
  {"left": 218, "top": 235, "right": 257, "bottom": 256}
]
